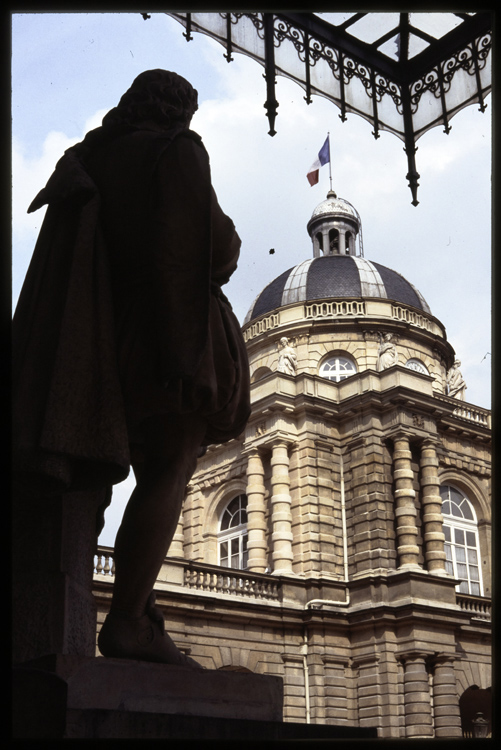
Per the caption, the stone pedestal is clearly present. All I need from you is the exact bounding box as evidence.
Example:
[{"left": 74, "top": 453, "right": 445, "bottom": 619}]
[
  {"left": 12, "top": 483, "right": 106, "bottom": 664},
  {"left": 12, "top": 655, "right": 377, "bottom": 739}
]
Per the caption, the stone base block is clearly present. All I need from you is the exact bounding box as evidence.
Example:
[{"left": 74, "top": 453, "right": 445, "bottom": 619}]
[
  {"left": 13, "top": 656, "right": 378, "bottom": 739},
  {"left": 17, "top": 654, "right": 283, "bottom": 723}
]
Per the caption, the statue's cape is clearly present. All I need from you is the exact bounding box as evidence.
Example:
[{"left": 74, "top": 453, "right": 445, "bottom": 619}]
[
  {"left": 13, "top": 147, "right": 130, "bottom": 493},
  {"left": 12, "top": 128, "right": 250, "bottom": 495}
]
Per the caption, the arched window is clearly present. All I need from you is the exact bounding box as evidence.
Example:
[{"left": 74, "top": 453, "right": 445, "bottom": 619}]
[
  {"left": 328, "top": 228, "right": 339, "bottom": 254},
  {"left": 316, "top": 232, "right": 324, "bottom": 253},
  {"left": 345, "top": 230, "right": 353, "bottom": 254},
  {"left": 440, "top": 485, "right": 483, "bottom": 596},
  {"left": 405, "top": 358, "right": 429, "bottom": 375},
  {"left": 218, "top": 494, "right": 248, "bottom": 570},
  {"left": 319, "top": 355, "right": 357, "bottom": 382}
]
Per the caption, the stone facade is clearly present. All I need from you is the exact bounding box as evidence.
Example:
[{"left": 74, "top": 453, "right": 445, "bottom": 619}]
[{"left": 93, "top": 193, "right": 491, "bottom": 739}]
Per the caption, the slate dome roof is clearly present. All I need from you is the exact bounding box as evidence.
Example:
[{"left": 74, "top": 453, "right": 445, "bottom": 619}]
[{"left": 244, "top": 255, "right": 431, "bottom": 324}]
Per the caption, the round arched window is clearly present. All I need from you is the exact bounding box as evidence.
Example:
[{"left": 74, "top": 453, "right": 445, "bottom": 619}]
[
  {"left": 440, "top": 485, "right": 483, "bottom": 596},
  {"left": 319, "top": 355, "right": 357, "bottom": 382},
  {"left": 218, "top": 494, "right": 248, "bottom": 570},
  {"left": 405, "top": 358, "right": 429, "bottom": 375}
]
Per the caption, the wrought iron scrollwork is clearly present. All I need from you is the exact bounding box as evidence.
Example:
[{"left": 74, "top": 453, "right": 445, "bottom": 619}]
[{"left": 171, "top": 12, "right": 491, "bottom": 205}]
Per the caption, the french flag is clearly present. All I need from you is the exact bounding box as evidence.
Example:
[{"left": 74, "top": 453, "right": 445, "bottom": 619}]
[{"left": 307, "top": 137, "right": 330, "bottom": 186}]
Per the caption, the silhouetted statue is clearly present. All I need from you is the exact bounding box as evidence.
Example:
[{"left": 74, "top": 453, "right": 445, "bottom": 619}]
[{"left": 12, "top": 70, "right": 250, "bottom": 665}]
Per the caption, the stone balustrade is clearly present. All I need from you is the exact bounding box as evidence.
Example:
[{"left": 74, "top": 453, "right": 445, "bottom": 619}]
[
  {"left": 184, "top": 566, "right": 281, "bottom": 600},
  {"left": 94, "top": 548, "right": 492, "bottom": 620},
  {"left": 433, "top": 394, "right": 491, "bottom": 428},
  {"left": 94, "top": 547, "right": 281, "bottom": 602},
  {"left": 456, "top": 593, "right": 491, "bottom": 620}
]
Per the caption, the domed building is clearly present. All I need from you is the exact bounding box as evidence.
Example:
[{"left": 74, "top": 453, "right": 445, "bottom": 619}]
[{"left": 95, "top": 191, "right": 492, "bottom": 739}]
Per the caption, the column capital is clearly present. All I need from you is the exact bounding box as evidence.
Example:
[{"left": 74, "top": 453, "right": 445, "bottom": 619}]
[
  {"left": 396, "top": 648, "right": 435, "bottom": 664},
  {"left": 431, "top": 652, "right": 458, "bottom": 666}
]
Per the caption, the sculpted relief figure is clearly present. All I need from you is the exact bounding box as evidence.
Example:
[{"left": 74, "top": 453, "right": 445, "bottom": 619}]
[
  {"left": 377, "top": 333, "right": 399, "bottom": 371},
  {"left": 277, "top": 337, "right": 297, "bottom": 376},
  {"left": 12, "top": 70, "right": 250, "bottom": 666},
  {"left": 446, "top": 359, "right": 467, "bottom": 400}
]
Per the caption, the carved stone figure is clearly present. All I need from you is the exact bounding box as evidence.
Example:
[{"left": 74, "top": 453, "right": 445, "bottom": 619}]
[
  {"left": 377, "top": 333, "right": 399, "bottom": 371},
  {"left": 446, "top": 359, "right": 467, "bottom": 400},
  {"left": 12, "top": 70, "right": 251, "bottom": 665},
  {"left": 277, "top": 337, "right": 297, "bottom": 376}
]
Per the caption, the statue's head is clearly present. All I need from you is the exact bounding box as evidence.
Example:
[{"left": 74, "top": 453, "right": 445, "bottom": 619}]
[{"left": 102, "top": 69, "right": 199, "bottom": 131}]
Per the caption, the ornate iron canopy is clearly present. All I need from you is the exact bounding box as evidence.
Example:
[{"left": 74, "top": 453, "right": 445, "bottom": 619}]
[{"left": 166, "top": 12, "right": 492, "bottom": 205}]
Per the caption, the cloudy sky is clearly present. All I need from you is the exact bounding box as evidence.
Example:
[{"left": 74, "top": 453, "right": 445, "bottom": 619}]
[{"left": 12, "top": 12, "right": 492, "bottom": 547}]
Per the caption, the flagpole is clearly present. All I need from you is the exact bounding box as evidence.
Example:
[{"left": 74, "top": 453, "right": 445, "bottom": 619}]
[{"left": 327, "top": 132, "right": 332, "bottom": 191}]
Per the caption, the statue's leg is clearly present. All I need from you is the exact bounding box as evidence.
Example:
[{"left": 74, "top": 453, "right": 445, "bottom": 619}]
[{"left": 98, "top": 411, "right": 206, "bottom": 664}]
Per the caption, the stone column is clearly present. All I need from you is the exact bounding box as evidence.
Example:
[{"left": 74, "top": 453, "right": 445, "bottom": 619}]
[
  {"left": 270, "top": 441, "right": 294, "bottom": 575},
  {"left": 432, "top": 655, "right": 462, "bottom": 737},
  {"left": 420, "top": 439, "right": 447, "bottom": 575},
  {"left": 246, "top": 448, "right": 268, "bottom": 573},
  {"left": 393, "top": 435, "right": 421, "bottom": 570},
  {"left": 168, "top": 510, "right": 185, "bottom": 558},
  {"left": 339, "top": 231, "right": 347, "bottom": 255},
  {"left": 401, "top": 652, "right": 434, "bottom": 738},
  {"left": 322, "top": 228, "right": 329, "bottom": 256}
]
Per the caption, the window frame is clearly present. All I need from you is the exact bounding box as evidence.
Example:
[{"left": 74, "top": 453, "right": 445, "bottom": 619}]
[
  {"left": 319, "top": 354, "right": 357, "bottom": 382},
  {"left": 440, "top": 484, "right": 483, "bottom": 596},
  {"left": 217, "top": 494, "right": 249, "bottom": 571}
]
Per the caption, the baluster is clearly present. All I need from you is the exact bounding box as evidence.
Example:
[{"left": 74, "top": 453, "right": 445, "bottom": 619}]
[
  {"left": 95, "top": 555, "right": 103, "bottom": 575},
  {"left": 103, "top": 555, "right": 111, "bottom": 576}
]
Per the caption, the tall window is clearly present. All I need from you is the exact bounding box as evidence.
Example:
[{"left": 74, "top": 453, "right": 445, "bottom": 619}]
[
  {"left": 218, "top": 494, "right": 248, "bottom": 570},
  {"left": 319, "top": 355, "right": 357, "bottom": 382},
  {"left": 440, "top": 485, "right": 483, "bottom": 596}
]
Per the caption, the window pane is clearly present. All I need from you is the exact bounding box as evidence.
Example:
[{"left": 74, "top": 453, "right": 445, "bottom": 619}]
[
  {"left": 442, "top": 501, "right": 451, "bottom": 516},
  {"left": 443, "top": 525, "right": 451, "bottom": 542},
  {"left": 456, "top": 547, "right": 466, "bottom": 563},
  {"left": 451, "top": 502, "right": 462, "bottom": 518},
  {"left": 470, "top": 566, "right": 480, "bottom": 582},
  {"left": 458, "top": 580, "right": 469, "bottom": 594},
  {"left": 231, "top": 538, "right": 239, "bottom": 554},
  {"left": 450, "top": 487, "right": 464, "bottom": 506},
  {"left": 466, "top": 531, "right": 476, "bottom": 547},
  {"left": 454, "top": 528, "right": 465, "bottom": 545},
  {"left": 445, "top": 561, "right": 454, "bottom": 576},
  {"left": 459, "top": 498, "right": 474, "bottom": 521},
  {"left": 471, "top": 582, "right": 481, "bottom": 596},
  {"left": 444, "top": 543, "right": 453, "bottom": 560},
  {"left": 457, "top": 563, "right": 468, "bottom": 579},
  {"left": 221, "top": 510, "right": 231, "bottom": 530},
  {"left": 467, "top": 548, "right": 478, "bottom": 565}
]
